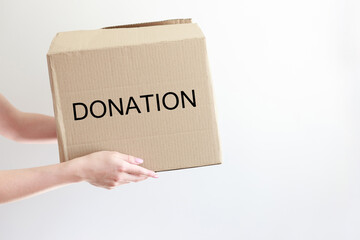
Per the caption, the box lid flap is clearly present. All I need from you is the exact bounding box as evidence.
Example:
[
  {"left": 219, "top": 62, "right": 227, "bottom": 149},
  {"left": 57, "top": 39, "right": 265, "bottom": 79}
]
[
  {"left": 102, "top": 18, "right": 192, "bottom": 29},
  {"left": 47, "top": 18, "right": 204, "bottom": 55}
]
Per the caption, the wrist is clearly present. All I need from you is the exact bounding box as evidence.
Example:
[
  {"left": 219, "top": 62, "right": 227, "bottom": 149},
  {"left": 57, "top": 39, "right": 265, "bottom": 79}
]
[{"left": 61, "top": 157, "right": 86, "bottom": 183}]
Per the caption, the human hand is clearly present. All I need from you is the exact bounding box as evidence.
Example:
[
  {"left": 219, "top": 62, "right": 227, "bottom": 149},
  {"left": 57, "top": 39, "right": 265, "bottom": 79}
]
[{"left": 71, "top": 151, "right": 158, "bottom": 189}]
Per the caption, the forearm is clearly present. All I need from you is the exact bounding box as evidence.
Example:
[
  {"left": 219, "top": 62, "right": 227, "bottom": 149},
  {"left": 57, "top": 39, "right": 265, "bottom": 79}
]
[
  {"left": 0, "top": 93, "right": 57, "bottom": 143},
  {"left": 0, "top": 160, "right": 82, "bottom": 204},
  {"left": 13, "top": 111, "right": 57, "bottom": 143}
]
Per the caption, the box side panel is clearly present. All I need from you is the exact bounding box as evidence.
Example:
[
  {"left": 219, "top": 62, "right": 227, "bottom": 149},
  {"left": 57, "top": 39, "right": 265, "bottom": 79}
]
[{"left": 46, "top": 55, "right": 69, "bottom": 163}]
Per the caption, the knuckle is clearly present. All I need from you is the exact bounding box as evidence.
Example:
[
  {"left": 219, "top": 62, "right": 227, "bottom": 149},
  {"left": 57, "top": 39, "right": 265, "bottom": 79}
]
[
  {"left": 115, "top": 172, "right": 126, "bottom": 182},
  {"left": 117, "top": 162, "right": 126, "bottom": 172},
  {"left": 114, "top": 175, "right": 121, "bottom": 182},
  {"left": 121, "top": 164, "right": 128, "bottom": 172}
]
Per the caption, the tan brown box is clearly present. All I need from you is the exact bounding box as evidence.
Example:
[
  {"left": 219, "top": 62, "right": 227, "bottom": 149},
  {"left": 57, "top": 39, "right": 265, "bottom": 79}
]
[{"left": 46, "top": 19, "right": 221, "bottom": 172}]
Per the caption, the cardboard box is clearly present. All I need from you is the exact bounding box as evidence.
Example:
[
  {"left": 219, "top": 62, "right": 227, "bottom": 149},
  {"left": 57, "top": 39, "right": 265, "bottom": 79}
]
[{"left": 46, "top": 18, "right": 221, "bottom": 172}]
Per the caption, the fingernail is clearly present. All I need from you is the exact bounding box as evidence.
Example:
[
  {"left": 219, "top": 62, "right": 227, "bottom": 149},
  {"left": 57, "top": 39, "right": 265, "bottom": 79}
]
[
  {"left": 135, "top": 158, "right": 143, "bottom": 164},
  {"left": 153, "top": 173, "right": 159, "bottom": 178}
]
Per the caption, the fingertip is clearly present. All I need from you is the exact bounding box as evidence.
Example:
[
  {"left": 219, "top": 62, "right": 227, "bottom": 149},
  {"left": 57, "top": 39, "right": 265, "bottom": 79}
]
[{"left": 150, "top": 171, "right": 159, "bottom": 178}]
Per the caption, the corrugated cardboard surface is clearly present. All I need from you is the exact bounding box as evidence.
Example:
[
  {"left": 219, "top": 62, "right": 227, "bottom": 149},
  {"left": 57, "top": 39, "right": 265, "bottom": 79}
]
[{"left": 47, "top": 19, "right": 221, "bottom": 172}]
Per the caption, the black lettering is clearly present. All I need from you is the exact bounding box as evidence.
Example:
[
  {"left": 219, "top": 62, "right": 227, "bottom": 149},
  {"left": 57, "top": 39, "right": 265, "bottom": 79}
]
[
  {"left": 108, "top": 98, "right": 123, "bottom": 116},
  {"left": 181, "top": 89, "right": 196, "bottom": 108},
  {"left": 73, "top": 102, "right": 88, "bottom": 121},
  {"left": 73, "top": 89, "right": 196, "bottom": 121},
  {"left": 155, "top": 94, "right": 161, "bottom": 111},
  {"left": 162, "top": 92, "right": 179, "bottom": 110},
  {"left": 126, "top": 97, "right": 141, "bottom": 115},
  {"left": 139, "top": 94, "right": 154, "bottom": 112},
  {"left": 90, "top": 100, "right": 107, "bottom": 118}
]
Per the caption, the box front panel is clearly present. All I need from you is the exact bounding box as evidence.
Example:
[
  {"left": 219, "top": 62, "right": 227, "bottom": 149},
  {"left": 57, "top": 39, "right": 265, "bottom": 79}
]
[{"left": 51, "top": 38, "right": 220, "bottom": 171}]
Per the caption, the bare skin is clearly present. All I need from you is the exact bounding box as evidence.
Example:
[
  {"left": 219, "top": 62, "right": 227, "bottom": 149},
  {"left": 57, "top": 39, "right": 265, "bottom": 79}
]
[{"left": 0, "top": 93, "right": 158, "bottom": 204}]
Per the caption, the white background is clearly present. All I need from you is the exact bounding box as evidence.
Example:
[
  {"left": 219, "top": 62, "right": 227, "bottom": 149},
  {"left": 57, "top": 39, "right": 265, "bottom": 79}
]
[{"left": 1, "top": 0, "right": 359, "bottom": 239}]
